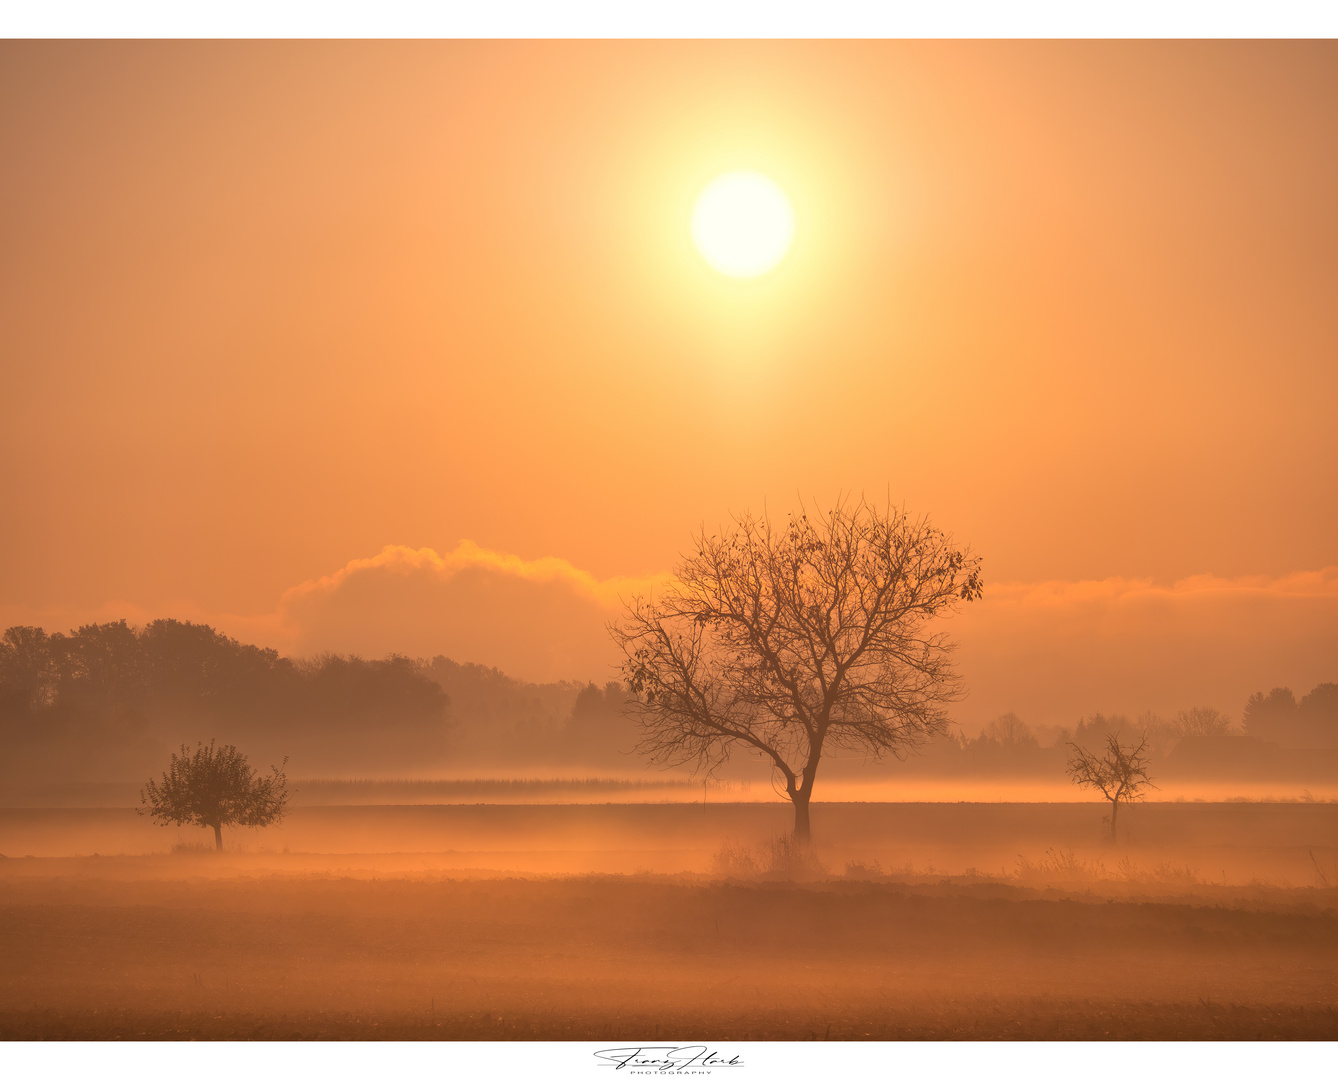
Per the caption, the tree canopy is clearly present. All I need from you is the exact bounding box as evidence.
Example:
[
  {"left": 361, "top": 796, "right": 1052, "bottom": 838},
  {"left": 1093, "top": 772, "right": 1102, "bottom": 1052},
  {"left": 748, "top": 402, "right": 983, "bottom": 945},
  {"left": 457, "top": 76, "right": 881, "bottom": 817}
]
[
  {"left": 1244, "top": 684, "right": 1338, "bottom": 748},
  {"left": 0, "top": 620, "right": 452, "bottom": 781},
  {"left": 612, "top": 498, "right": 983, "bottom": 840},
  {"left": 139, "top": 741, "right": 289, "bottom": 851}
]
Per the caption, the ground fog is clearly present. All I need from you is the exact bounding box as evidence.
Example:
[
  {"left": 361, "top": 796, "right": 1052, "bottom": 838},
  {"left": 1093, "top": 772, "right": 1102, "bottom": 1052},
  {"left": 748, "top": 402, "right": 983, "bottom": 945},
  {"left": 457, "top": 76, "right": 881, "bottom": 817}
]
[{"left": 2, "top": 795, "right": 1336, "bottom": 1040}]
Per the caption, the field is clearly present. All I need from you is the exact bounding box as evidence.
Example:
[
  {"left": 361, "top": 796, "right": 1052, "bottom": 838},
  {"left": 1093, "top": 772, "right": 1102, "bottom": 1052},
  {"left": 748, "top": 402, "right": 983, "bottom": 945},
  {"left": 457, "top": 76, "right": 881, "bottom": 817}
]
[{"left": 3, "top": 795, "right": 1338, "bottom": 1040}]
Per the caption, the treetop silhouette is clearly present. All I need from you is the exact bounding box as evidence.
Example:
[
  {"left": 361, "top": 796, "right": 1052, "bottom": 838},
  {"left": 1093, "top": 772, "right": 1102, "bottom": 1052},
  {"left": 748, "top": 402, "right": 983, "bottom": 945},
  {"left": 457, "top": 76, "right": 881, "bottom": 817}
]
[
  {"left": 611, "top": 496, "right": 983, "bottom": 841},
  {"left": 139, "top": 741, "right": 289, "bottom": 851}
]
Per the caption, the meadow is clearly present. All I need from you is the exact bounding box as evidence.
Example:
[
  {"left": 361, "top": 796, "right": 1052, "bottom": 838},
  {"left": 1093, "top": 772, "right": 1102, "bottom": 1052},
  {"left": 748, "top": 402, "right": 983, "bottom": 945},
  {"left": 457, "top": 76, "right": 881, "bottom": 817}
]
[{"left": 2, "top": 790, "right": 1337, "bottom": 1040}]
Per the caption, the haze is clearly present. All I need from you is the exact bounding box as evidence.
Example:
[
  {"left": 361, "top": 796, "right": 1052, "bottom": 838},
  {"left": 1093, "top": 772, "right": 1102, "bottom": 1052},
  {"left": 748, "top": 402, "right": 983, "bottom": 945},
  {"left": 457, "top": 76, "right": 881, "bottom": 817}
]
[
  {"left": 3, "top": 41, "right": 1338, "bottom": 1045},
  {"left": 1, "top": 41, "right": 1336, "bottom": 725}
]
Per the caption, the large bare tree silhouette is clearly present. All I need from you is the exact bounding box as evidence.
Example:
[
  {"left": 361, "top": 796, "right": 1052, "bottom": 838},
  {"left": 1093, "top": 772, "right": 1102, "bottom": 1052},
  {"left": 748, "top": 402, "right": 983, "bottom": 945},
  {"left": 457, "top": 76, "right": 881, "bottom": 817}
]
[{"left": 611, "top": 497, "right": 982, "bottom": 841}]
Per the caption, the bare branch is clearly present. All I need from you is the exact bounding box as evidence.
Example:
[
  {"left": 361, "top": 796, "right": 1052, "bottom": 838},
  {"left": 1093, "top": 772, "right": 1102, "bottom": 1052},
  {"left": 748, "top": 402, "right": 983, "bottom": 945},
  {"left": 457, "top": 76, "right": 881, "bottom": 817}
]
[
  {"left": 609, "top": 496, "right": 983, "bottom": 839},
  {"left": 1066, "top": 734, "right": 1156, "bottom": 840}
]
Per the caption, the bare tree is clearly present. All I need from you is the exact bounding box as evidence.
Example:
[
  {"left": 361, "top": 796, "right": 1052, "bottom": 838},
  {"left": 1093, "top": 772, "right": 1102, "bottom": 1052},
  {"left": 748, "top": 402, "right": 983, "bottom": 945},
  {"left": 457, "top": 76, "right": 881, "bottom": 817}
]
[
  {"left": 610, "top": 498, "right": 983, "bottom": 841},
  {"left": 1171, "top": 706, "right": 1233, "bottom": 737},
  {"left": 139, "top": 741, "right": 289, "bottom": 851},
  {"left": 1133, "top": 709, "right": 1174, "bottom": 758},
  {"left": 1066, "top": 734, "right": 1155, "bottom": 841},
  {"left": 983, "top": 712, "right": 1039, "bottom": 750}
]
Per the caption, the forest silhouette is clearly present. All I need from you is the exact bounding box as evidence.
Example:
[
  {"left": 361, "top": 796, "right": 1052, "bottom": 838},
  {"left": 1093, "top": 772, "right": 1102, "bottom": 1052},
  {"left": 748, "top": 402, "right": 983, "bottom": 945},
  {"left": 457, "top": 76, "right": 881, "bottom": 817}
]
[
  {"left": 2, "top": 619, "right": 1334, "bottom": 789},
  {"left": 0, "top": 620, "right": 637, "bottom": 784}
]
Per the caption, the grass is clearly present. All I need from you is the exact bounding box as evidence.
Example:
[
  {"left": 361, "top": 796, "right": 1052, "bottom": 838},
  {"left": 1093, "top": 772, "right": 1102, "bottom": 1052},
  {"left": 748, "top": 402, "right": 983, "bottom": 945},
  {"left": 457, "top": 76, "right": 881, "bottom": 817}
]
[
  {"left": 711, "top": 835, "right": 829, "bottom": 880},
  {"left": 835, "top": 847, "right": 1203, "bottom": 889},
  {"left": 5, "top": 999, "right": 1336, "bottom": 1040},
  {"left": 3, "top": 871, "right": 1338, "bottom": 1040},
  {"left": 297, "top": 776, "right": 711, "bottom": 791},
  {"left": 5, "top": 799, "right": 1338, "bottom": 1039}
]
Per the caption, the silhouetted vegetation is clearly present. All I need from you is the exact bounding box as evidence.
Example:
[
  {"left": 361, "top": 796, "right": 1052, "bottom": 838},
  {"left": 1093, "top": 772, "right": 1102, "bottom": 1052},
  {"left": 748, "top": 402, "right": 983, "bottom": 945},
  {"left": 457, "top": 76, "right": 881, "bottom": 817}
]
[
  {"left": 0, "top": 620, "right": 637, "bottom": 785},
  {"left": 3, "top": 618, "right": 1334, "bottom": 791},
  {"left": 1066, "top": 734, "right": 1156, "bottom": 840},
  {"left": 0, "top": 620, "right": 449, "bottom": 782},
  {"left": 612, "top": 498, "right": 983, "bottom": 840},
  {"left": 417, "top": 657, "right": 637, "bottom": 767},
  {"left": 867, "top": 698, "right": 1337, "bottom": 786},
  {"left": 139, "top": 741, "right": 289, "bottom": 850},
  {"left": 1244, "top": 683, "right": 1338, "bottom": 747}
]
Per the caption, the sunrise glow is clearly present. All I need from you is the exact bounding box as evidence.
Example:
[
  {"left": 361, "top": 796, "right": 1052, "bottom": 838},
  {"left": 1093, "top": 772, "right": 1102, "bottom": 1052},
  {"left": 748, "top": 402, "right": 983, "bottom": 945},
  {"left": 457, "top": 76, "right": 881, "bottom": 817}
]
[{"left": 690, "top": 171, "right": 795, "bottom": 277}]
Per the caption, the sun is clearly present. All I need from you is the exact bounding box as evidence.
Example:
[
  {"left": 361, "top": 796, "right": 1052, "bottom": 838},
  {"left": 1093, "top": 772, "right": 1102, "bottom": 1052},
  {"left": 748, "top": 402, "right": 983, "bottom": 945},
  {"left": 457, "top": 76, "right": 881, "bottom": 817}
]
[{"left": 691, "top": 171, "right": 795, "bottom": 278}]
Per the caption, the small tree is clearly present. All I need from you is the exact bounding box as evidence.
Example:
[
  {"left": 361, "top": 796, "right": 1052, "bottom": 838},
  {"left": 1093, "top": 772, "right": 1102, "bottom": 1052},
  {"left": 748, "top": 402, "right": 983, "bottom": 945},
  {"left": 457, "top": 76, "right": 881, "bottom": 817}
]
[
  {"left": 139, "top": 741, "right": 289, "bottom": 851},
  {"left": 1066, "top": 734, "right": 1155, "bottom": 841},
  {"left": 611, "top": 497, "right": 982, "bottom": 842}
]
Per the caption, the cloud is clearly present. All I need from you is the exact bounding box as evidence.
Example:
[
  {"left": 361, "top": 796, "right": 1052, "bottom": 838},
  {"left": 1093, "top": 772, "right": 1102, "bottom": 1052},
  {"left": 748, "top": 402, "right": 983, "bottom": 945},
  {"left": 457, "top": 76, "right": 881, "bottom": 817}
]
[
  {"left": 279, "top": 541, "right": 664, "bottom": 612},
  {"left": 980, "top": 567, "right": 1338, "bottom": 607},
  {"left": 271, "top": 542, "right": 668, "bottom": 683},
  {"left": 271, "top": 549, "right": 1338, "bottom": 718},
  {"left": 4, "top": 544, "right": 1334, "bottom": 721},
  {"left": 951, "top": 568, "right": 1338, "bottom": 730}
]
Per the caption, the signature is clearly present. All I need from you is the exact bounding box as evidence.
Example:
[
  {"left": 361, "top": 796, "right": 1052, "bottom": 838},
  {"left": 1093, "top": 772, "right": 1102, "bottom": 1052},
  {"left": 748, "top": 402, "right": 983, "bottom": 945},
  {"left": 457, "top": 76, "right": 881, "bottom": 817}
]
[{"left": 593, "top": 1046, "right": 744, "bottom": 1071}]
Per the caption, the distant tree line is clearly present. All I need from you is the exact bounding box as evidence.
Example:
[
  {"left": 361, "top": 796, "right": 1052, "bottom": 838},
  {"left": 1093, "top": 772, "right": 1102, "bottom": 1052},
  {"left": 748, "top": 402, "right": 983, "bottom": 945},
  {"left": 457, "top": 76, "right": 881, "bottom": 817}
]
[
  {"left": 859, "top": 688, "right": 1337, "bottom": 780},
  {"left": 0, "top": 620, "right": 638, "bottom": 786},
  {"left": 416, "top": 656, "right": 638, "bottom": 768},
  {"left": 0, "top": 621, "right": 451, "bottom": 781},
  {"left": 2, "top": 618, "right": 1332, "bottom": 787},
  {"left": 1242, "top": 684, "right": 1338, "bottom": 748}
]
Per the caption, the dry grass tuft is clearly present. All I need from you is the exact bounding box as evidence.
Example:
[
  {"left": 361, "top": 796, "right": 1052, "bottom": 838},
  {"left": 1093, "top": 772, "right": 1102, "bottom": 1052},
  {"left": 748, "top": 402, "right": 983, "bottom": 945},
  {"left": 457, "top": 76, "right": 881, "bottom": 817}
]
[{"left": 710, "top": 835, "right": 827, "bottom": 880}]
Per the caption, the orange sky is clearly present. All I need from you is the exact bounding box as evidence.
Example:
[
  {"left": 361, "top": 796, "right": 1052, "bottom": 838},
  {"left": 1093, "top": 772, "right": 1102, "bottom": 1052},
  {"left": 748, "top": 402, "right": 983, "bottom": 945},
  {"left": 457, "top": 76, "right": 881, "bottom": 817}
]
[{"left": 2, "top": 41, "right": 1335, "bottom": 729}]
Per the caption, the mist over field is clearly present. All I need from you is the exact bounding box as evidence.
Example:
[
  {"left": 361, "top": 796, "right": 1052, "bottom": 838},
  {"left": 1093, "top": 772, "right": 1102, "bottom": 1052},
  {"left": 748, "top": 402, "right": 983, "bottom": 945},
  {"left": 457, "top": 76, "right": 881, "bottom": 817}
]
[
  {"left": 4, "top": 796, "right": 1338, "bottom": 1040},
  {"left": 4, "top": 620, "right": 1338, "bottom": 1039},
  {"left": 4, "top": 618, "right": 1337, "bottom": 791}
]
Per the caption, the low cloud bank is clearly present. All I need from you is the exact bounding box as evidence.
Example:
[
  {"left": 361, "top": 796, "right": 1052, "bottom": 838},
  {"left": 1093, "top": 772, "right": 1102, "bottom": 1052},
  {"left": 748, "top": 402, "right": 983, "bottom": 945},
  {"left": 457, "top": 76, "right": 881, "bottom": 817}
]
[
  {"left": 953, "top": 568, "right": 1338, "bottom": 730},
  {"left": 273, "top": 542, "right": 664, "bottom": 684},
  {"left": 270, "top": 549, "right": 1338, "bottom": 725},
  {"left": 4, "top": 546, "right": 1335, "bottom": 727}
]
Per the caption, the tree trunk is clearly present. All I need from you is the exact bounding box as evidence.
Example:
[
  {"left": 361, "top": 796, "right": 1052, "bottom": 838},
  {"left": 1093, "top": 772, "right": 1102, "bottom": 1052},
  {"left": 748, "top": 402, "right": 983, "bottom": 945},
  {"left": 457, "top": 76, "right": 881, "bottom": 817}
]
[
  {"left": 213, "top": 822, "right": 223, "bottom": 852},
  {"left": 790, "top": 747, "right": 822, "bottom": 844},
  {"left": 792, "top": 792, "right": 811, "bottom": 842},
  {"left": 1109, "top": 798, "right": 1119, "bottom": 842}
]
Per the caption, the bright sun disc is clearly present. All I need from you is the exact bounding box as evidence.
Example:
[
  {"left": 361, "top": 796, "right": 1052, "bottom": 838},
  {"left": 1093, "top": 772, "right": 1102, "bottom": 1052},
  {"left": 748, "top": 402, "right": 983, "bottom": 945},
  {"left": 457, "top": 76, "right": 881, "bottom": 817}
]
[{"left": 691, "top": 171, "right": 795, "bottom": 278}]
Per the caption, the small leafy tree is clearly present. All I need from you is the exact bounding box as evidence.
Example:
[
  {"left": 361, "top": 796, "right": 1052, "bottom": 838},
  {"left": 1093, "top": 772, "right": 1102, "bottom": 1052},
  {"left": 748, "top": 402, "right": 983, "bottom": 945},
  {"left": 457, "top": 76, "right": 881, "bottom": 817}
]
[
  {"left": 139, "top": 741, "right": 289, "bottom": 851},
  {"left": 1066, "top": 734, "right": 1155, "bottom": 841}
]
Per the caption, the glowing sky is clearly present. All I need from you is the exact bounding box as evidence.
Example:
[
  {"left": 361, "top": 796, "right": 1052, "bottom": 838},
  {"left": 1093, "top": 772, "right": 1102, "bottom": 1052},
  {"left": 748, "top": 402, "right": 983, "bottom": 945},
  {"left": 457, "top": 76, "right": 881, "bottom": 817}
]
[{"left": 2, "top": 41, "right": 1335, "bottom": 727}]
